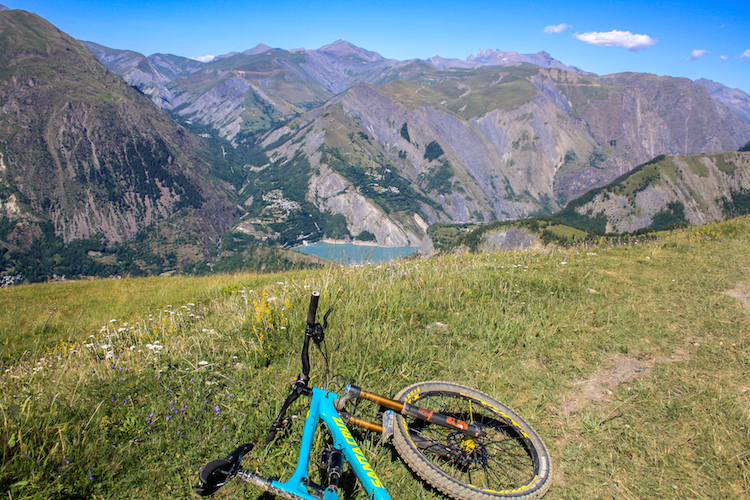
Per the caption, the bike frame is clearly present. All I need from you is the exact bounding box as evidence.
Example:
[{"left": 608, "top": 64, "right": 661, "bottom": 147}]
[{"left": 239, "top": 386, "right": 392, "bottom": 500}]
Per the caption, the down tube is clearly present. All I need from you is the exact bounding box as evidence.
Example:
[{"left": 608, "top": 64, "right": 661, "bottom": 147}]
[{"left": 318, "top": 389, "right": 392, "bottom": 500}]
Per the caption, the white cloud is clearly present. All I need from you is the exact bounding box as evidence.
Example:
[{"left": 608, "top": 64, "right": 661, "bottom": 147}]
[
  {"left": 742, "top": 49, "right": 750, "bottom": 59},
  {"left": 689, "top": 49, "right": 708, "bottom": 61},
  {"left": 544, "top": 24, "right": 571, "bottom": 34},
  {"left": 190, "top": 55, "right": 215, "bottom": 63},
  {"left": 573, "top": 30, "right": 658, "bottom": 52},
  {"left": 720, "top": 55, "right": 728, "bottom": 60}
]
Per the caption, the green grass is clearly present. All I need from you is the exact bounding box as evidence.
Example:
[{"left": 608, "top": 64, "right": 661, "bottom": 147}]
[
  {"left": 2, "top": 217, "right": 750, "bottom": 499},
  {"left": 542, "top": 224, "right": 588, "bottom": 242}
]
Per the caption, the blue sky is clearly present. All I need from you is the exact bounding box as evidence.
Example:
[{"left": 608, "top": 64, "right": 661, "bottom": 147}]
[{"left": 5, "top": 0, "right": 749, "bottom": 92}]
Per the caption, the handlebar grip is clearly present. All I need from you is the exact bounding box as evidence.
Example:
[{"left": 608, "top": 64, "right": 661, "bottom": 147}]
[{"left": 307, "top": 291, "right": 320, "bottom": 325}]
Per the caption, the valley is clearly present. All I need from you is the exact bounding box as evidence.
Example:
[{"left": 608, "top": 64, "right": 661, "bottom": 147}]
[{"left": 1, "top": 7, "right": 750, "bottom": 281}]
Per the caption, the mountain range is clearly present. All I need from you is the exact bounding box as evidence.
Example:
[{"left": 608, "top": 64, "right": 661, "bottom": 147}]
[
  {"left": 1, "top": 6, "right": 750, "bottom": 280},
  {"left": 87, "top": 35, "right": 748, "bottom": 247}
]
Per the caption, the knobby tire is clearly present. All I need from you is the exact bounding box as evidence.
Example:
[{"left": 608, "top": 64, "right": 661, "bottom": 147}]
[{"left": 392, "top": 381, "right": 551, "bottom": 500}]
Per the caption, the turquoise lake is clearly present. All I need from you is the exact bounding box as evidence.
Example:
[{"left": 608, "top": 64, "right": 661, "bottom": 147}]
[{"left": 293, "top": 241, "right": 418, "bottom": 264}]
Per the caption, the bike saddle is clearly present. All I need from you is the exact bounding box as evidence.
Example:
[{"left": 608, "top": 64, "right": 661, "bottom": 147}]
[
  {"left": 196, "top": 443, "right": 254, "bottom": 496},
  {"left": 196, "top": 459, "right": 233, "bottom": 497}
]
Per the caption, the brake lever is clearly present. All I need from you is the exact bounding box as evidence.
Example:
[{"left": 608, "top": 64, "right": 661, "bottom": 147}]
[
  {"left": 309, "top": 308, "right": 334, "bottom": 346},
  {"left": 322, "top": 307, "right": 334, "bottom": 329}
]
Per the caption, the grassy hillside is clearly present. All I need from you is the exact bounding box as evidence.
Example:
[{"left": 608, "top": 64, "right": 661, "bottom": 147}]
[{"left": 2, "top": 216, "right": 750, "bottom": 499}]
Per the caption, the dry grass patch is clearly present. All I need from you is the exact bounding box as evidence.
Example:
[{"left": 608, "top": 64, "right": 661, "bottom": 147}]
[
  {"left": 725, "top": 282, "right": 750, "bottom": 308},
  {"left": 561, "top": 355, "right": 653, "bottom": 416}
]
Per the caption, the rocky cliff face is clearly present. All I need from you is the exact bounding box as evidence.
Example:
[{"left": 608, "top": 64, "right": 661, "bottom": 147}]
[{"left": 0, "top": 10, "right": 238, "bottom": 259}]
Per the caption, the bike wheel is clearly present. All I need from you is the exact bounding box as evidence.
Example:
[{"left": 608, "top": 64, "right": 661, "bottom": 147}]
[{"left": 392, "top": 381, "right": 552, "bottom": 500}]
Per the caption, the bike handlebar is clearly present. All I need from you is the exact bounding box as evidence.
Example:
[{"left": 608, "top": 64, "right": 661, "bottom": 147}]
[
  {"left": 307, "top": 291, "right": 320, "bottom": 326},
  {"left": 301, "top": 291, "right": 320, "bottom": 381}
]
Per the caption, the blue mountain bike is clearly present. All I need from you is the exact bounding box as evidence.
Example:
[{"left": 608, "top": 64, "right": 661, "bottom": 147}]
[{"left": 196, "top": 292, "right": 552, "bottom": 499}]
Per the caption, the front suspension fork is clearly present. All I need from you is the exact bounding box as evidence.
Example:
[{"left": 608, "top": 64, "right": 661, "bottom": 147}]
[{"left": 336, "top": 384, "right": 486, "bottom": 438}]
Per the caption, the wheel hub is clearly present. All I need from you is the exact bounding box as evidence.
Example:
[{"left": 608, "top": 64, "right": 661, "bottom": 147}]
[{"left": 447, "top": 432, "right": 489, "bottom": 467}]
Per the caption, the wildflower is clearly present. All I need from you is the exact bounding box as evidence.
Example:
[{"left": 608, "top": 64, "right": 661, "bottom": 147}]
[{"left": 146, "top": 343, "right": 164, "bottom": 352}]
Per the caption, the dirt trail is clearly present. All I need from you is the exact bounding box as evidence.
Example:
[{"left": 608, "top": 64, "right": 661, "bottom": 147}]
[{"left": 562, "top": 282, "right": 749, "bottom": 416}]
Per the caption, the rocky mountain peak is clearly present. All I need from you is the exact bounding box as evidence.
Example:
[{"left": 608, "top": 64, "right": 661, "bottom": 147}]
[
  {"left": 317, "top": 39, "right": 384, "bottom": 62},
  {"left": 243, "top": 43, "right": 273, "bottom": 56},
  {"left": 466, "top": 48, "right": 580, "bottom": 72},
  {"left": 696, "top": 78, "right": 750, "bottom": 125}
]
